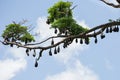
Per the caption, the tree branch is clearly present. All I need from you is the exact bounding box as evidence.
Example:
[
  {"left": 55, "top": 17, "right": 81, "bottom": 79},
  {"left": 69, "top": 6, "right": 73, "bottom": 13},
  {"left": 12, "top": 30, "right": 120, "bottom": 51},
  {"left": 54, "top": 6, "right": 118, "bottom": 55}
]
[
  {"left": 100, "top": 0, "right": 120, "bottom": 8},
  {"left": 0, "top": 20, "right": 120, "bottom": 66},
  {"left": 1, "top": 21, "right": 120, "bottom": 50},
  {"left": 26, "top": 35, "right": 68, "bottom": 46}
]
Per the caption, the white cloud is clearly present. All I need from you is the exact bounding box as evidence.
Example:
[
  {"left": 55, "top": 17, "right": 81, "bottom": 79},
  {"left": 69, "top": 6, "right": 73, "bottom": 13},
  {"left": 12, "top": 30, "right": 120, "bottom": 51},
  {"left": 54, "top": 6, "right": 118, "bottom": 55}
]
[
  {"left": 35, "top": 17, "right": 54, "bottom": 42},
  {"left": 0, "top": 41, "right": 27, "bottom": 80},
  {"left": 45, "top": 60, "right": 99, "bottom": 80},
  {"left": 36, "top": 17, "right": 99, "bottom": 80},
  {"left": 0, "top": 59, "right": 26, "bottom": 80},
  {"left": 54, "top": 41, "right": 88, "bottom": 64},
  {"left": 45, "top": 41, "right": 98, "bottom": 80},
  {"left": 77, "top": 20, "right": 90, "bottom": 29}
]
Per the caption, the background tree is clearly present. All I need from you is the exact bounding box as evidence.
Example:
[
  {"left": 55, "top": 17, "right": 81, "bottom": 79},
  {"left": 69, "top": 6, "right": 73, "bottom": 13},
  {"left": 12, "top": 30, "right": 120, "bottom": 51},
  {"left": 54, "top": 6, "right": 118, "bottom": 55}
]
[{"left": 0, "top": 0, "right": 120, "bottom": 67}]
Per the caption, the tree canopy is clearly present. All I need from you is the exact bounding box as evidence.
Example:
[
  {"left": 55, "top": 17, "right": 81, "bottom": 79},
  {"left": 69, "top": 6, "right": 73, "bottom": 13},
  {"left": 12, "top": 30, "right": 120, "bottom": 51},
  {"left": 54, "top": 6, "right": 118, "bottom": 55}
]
[
  {"left": 47, "top": 1, "right": 89, "bottom": 35},
  {"left": 2, "top": 23, "right": 35, "bottom": 45}
]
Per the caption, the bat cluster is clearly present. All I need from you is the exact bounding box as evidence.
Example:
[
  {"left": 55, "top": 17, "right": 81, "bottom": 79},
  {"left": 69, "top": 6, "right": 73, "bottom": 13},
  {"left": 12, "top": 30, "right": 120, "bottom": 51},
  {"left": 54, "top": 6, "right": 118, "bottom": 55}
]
[{"left": 32, "top": 22, "right": 120, "bottom": 67}]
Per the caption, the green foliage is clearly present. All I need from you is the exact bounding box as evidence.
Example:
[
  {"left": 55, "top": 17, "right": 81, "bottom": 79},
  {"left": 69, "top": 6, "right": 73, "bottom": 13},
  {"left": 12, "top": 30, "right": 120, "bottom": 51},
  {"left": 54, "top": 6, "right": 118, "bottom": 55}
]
[
  {"left": 48, "top": 1, "right": 72, "bottom": 23},
  {"left": 2, "top": 24, "right": 27, "bottom": 38},
  {"left": 20, "top": 32, "right": 35, "bottom": 42},
  {"left": 51, "top": 17, "right": 75, "bottom": 29},
  {"left": 47, "top": 0, "right": 89, "bottom": 35},
  {"left": 2, "top": 23, "right": 35, "bottom": 43},
  {"left": 51, "top": 17, "right": 88, "bottom": 35},
  {"left": 70, "top": 23, "right": 88, "bottom": 35}
]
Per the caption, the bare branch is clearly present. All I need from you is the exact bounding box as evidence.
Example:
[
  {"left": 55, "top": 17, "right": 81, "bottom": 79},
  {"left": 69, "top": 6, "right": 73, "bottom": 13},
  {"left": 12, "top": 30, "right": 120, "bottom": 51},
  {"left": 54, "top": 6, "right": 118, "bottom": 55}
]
[
  {"left": 71, "top": 5, "right": 77, "bottom": 10},
  {"left": 100, "top": 0, "right": 120, "bottom": 8},
  {"left": 26, "top": 35, "right": 68, "bottom": 46},
  {"left": 18, "top": 19, "right": 28, "bottom": 25}
]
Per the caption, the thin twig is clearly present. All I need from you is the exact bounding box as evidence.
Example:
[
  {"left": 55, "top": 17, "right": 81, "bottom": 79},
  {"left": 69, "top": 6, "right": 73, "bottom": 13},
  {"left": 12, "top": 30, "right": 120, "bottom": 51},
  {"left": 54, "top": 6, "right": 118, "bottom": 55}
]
[{"left": 25, "top": 35, "right": 68, "bottom": 46}]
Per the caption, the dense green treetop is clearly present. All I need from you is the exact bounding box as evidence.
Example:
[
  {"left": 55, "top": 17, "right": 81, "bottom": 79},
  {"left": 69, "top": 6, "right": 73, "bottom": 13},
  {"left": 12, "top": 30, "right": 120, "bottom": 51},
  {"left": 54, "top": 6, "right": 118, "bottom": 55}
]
[
  {"left": 2, "top": 23, "right": 35, "bottom": 45},
  {"left": 47, "top": 1, "right": 89, "bottom": 35}
]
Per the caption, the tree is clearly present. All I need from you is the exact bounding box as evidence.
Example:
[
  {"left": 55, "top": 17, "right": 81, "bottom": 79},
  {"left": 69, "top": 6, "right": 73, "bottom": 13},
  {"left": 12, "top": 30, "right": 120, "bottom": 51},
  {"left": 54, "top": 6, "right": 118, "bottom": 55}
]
[{"left": 0, "top": 0, "right": 120, "bottom": 67}]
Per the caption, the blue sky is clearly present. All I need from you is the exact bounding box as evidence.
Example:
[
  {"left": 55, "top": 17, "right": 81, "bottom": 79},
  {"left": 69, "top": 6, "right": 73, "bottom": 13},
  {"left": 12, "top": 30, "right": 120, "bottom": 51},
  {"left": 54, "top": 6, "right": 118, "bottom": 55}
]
[{"left": 0, "top": 0, "right": 120, "bottom": 80}]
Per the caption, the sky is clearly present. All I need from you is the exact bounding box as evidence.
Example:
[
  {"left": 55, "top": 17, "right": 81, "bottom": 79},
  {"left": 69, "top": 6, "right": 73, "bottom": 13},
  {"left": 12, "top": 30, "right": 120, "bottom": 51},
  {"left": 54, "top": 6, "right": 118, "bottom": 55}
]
[{"left": 0, "top": 0, "right": 120, "bottom": 80}]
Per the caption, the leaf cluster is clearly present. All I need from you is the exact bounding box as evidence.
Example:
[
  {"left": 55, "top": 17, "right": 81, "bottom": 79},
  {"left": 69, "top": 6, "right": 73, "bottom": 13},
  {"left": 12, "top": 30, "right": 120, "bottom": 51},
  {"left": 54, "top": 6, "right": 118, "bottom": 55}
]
[
  {"left": 48, "top": 1, "right": 72, "bottom": 23},
  {"left": 2, "top": 23, "right": 35, "bottom": 43},
  {"left": 51, "top": 17, "right": 88, "bottom": 35}
]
